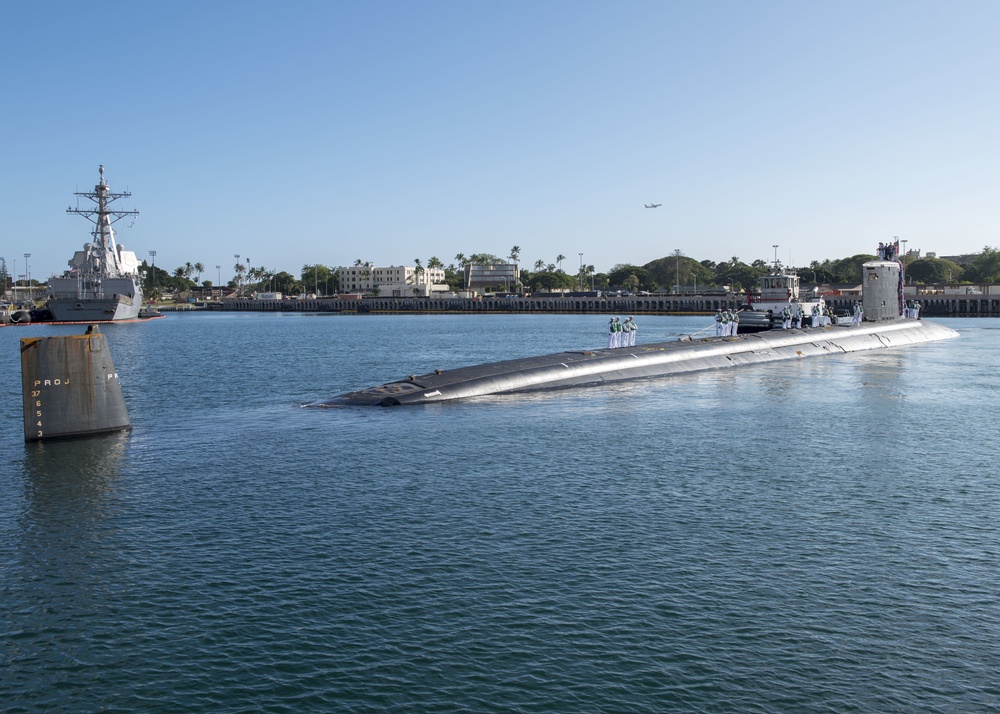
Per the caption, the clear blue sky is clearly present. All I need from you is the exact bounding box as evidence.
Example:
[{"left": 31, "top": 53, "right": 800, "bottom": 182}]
[{"left": 3, "top": 0, "right": 999, "bottom": 284}]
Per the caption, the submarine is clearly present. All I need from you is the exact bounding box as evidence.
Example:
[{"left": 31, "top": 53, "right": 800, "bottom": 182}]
[{"left": 311, "top": 257, "right": 959, "bottom": 407}]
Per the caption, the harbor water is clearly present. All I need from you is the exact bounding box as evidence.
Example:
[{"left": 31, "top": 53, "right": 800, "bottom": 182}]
[{"left": 2, "top": 313, "right": 999, "bottom": 712}]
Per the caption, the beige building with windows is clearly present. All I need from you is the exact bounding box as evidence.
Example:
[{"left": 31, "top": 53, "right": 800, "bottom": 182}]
[{"left": 336, "top": 263, "right": 448, "bottom": 297}]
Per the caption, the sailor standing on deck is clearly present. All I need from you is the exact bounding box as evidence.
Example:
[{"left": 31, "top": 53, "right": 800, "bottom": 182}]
[
  {"left": 731, "top": 310, "right": 739, "bottom": 336},
  {"left": 851, "top": 301, "right": 863, "bottom": 326},
  {"left": 715, "top": 310, "right": 724, "bottom": 336},
  {"left": 782, "top": 306, "right": 792, "bottom": 330},
  {"left": 627, "top": 316, "right": 637, "bottom": 346},
  {"left": 614, "top": 316, "right": 623, "bottom": 348},
  {"left": 608, "top": 318, "right": 616, "bottom": 348}
]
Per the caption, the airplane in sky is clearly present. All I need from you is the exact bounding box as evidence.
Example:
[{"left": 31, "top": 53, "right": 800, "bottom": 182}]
[{"left": 644, "top": 203, "right": 662, "bottom": 208}]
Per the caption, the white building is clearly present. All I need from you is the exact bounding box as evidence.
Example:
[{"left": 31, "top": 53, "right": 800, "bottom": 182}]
[{"left": 336, "top": 263, "right": 448, "bottom": 297}]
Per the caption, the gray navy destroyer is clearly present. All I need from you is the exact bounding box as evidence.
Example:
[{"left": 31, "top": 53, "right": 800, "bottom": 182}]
[
  {"left": 314, "top": 248, "right": 958, "bottom": 407},
  {"left": 46, "top": 166, "right": 143, "bottom": 322}
]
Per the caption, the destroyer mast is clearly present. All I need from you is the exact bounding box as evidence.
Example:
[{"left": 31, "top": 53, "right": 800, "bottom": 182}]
[{"left": 65, "top": 164, "right": 139, "bottom": 284}]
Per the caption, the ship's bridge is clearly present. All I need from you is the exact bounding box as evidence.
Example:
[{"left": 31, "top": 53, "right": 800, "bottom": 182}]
[{"left": 759, "top": 269, "right": 799, "bottom": 302}]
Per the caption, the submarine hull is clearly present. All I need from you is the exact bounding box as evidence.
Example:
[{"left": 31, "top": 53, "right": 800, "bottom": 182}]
[{"left": 312, "top": 319, "right": 958, "bottom": 407}]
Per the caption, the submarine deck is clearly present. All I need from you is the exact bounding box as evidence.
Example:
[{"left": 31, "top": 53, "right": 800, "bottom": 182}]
[{"left": 312, "top": 319, "right": 958, "bottom": 407}]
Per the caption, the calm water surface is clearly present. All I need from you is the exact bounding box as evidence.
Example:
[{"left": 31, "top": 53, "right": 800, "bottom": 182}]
[{"left": 2, "top": 313, "right": 999, "bottom": 712}]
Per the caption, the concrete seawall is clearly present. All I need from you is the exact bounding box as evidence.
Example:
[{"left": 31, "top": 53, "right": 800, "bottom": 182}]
[{"left": 215, "top": 294, "right": 1000, "bottom": 317}]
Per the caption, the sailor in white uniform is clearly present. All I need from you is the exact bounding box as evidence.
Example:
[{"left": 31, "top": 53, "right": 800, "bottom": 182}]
[
  {"left": 731, "top": 310, "right": 739, "bottom": 336},
  {"left": 627, "top": 316, "right": 637, "bottom": 346},
  {"left": 608, "top": 318, "right": 616, "bottom": 348},
  {"left": 851, "top": 302, "right": 863, "bottom": 326},
  {"left": 715, "top": 311, "right": 724, "bottom": 336}
]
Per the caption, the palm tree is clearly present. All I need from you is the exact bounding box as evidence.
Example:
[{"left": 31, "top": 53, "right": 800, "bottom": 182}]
[
  {"left": 184, "top": 262, "right": 194, "bottom": 280},
  {"left": 509, "top": 245, "right": 521, "bottom": 264},
  {"left": 556, "top": 254, "right": 566, "bottom": 271},
  {"left": 194, "top": 262, "right": 205, "bottom": 284},
  {"left": 534, "top": 259, "right": 545, "bottom": 271},
  {"left": 233, "top": 261, "right": 247, "bottom": 295},
  {"left": 414, "top": 258, "right": 425, "bottom": 285},
  {"left": 427, "top": 256, "right": 443, "bottom": 285},
  {"left": 454, "top": 253, "right": 467, "bottom": 267}
]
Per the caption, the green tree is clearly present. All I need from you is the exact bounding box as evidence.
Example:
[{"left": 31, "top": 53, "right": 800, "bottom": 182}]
[
  {"left": 607, "top": 264, "right": 649, "bottom": 290},
  {"left": 905, "top": 257, "right": 964, "bottom": 284},
  {"left": 826, "top": 254, "right": 877, "bottom": 283},
  {"left": 301, "top": 264, "right": 337, "bottom": 296},
  {"left": 273, "top": 271, "right": 300, "bottom": 294},
  {"left": 525, "top": 270, "right": 575, "bottom": 292},
  {"left": 962, "top": 246, "right": 1000, "bottom": 282},
  {"left": 645, "top": 255, "right": 714, "bottom": 290},
  {"left": 714, "top": 257, "right": 767, "bottom": 295}
]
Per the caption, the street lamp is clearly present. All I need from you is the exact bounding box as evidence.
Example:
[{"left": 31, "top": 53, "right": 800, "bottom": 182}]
[
  {"left": 149, "top": 250, "right": 156, "bottom": 294},
  {"left": 900, "top": 239, "right": 908, "bottom": 265},
  {"left": 23, "top": 253, "right": 30, "bottom": 299},
  {"left": 578, "top": 253, "right": 583, "bottom": 291}
]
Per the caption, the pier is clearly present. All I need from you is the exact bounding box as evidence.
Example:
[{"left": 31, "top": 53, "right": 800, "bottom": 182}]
[{"left": 213, "top": 293, "right": 1000, "bottom": 317}]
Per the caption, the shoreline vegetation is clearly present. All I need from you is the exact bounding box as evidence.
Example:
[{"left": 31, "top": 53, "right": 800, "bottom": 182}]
[{"left": 142, "top": 246, "right": 1000, "bottom": 303}]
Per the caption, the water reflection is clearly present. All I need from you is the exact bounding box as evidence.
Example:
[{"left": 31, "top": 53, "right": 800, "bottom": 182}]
[{"left": 14, "top": 433, "right": 130, "bottom": 596}]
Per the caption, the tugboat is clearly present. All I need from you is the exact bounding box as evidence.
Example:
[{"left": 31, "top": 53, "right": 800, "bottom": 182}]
[
  {"left": 46, "top": 166, "right": 143, "bottom": 322},
  {"left": 738, "top": 259, "right": 828, "bottom": 332}
]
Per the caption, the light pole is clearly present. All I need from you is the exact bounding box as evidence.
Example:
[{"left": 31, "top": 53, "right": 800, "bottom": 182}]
[
  {"left": 23, "top": 253, "right": 30, "bottom": 299},
  {"left": 900, "top": 239, "right": 908, "bottom": 265},
  {"left": 216, "top": 265, "right": 221, "bottom": 300},
  {"left": 578, "top": 253, "right": 583, "bottom": 291},
  {"left": 674, "top": 249, "right": 681, "bottom": 293},
  {"left": 149, "top": 250, "right": 156, "bottom": 295},
  {"left": 772, "top": 244, "right": 778, "bottom": 265}
]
